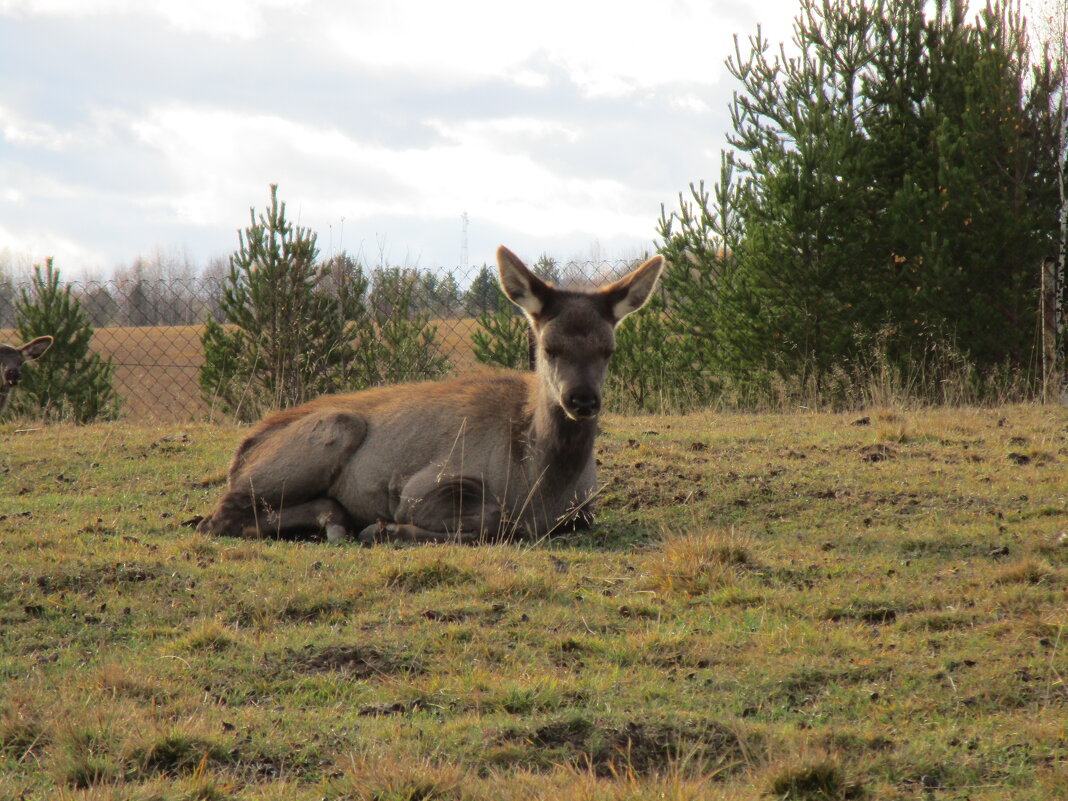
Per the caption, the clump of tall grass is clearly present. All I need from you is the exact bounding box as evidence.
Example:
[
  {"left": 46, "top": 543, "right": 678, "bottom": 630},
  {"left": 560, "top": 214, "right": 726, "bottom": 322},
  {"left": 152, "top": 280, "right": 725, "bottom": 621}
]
[
  {"left": 0, "top": 701, "right": 48, "bottom": 758},
  {"left": 608, "top": 327, "right": 1039, "bottom": 415},
  {"left": 764, "top": 753, "right": 866, "bottom": 800},
  {"left": 814, "top": 328, "right": 1036, "bottom": 411},
  {"left": 328, "top": 749, "right": 467, "bottom": 800},
  {"left": 992, "top": 558, "right": 1059, "bottom": 586},
  {"left": 641, "top": 528, "right": 753, "bottom": 596}
]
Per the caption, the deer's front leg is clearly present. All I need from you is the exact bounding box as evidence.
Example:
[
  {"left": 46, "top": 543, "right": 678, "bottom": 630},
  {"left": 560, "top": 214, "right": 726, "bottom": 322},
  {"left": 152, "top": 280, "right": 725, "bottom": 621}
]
[
  {"left": 358, "top": 521, "right": 481, "bottom": 546},
  {"left": 358, "top": 471, "right": 504, "bottom": 546}
]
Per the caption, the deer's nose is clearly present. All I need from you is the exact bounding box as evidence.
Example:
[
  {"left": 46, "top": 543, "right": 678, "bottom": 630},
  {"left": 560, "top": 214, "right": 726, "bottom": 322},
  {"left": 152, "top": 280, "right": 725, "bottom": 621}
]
[
  {"left": 3, "top": 367, "right": 19, "bottom": 385},
  {"left": 567, "top": 391, "right": 601, "bottom": 418}
]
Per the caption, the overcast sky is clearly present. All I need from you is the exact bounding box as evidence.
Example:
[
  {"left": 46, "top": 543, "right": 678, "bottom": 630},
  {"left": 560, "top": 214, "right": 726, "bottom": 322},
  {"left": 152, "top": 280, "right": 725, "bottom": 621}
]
[{"left": 0, "top": 0, "right": 800, "bottom": 277}]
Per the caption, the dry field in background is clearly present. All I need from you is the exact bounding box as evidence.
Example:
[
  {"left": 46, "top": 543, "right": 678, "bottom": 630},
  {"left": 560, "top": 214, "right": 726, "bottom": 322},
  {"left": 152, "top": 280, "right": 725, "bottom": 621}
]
[
  {"left": 1, "top": 404, "right": 1066, "bottom": 799},
  {"left": 4, "top": 321, "right": 487, "bottom": 422}
]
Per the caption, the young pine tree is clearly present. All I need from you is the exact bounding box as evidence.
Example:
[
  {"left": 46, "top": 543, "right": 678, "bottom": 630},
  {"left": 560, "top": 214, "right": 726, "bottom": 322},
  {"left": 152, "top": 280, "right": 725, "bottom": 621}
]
[
  {"left": 356, "top": 266, "right": 450, "bottom": 385},
  {"left": 200, "top": 185, "right": 360, "bottom": 421},
  {"left": 470, "top": 288, "right": 531, "bottom": 370},
  {"left": 13, "top": 259, "right": 119, "bottom": 422}
]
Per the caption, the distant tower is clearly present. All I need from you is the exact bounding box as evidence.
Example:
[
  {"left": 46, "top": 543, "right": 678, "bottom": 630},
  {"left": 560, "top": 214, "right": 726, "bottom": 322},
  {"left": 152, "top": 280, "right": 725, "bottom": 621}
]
[{"left": 460, "top": 211, "right": 469, "bottom": 271}]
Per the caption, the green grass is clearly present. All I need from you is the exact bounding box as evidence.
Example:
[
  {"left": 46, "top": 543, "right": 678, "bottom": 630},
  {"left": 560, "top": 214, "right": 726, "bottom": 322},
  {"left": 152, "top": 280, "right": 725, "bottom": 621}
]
[{"left": 1, "top": 405, "right": 1066, "bottom": 800}]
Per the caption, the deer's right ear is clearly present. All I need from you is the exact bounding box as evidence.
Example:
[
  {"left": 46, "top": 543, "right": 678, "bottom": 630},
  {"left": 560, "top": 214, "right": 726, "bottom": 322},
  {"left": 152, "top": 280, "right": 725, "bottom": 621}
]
[
  {"left": 20, "top": 336, "right": 53, "bottom": 361},
  {"left": 497, "top": 246, "right": 551, "bottom": 317}
]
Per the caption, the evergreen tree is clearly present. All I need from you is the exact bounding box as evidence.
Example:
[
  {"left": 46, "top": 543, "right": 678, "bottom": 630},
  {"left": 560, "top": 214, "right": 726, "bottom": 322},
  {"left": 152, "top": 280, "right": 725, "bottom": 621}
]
[
  {"left": 863, "top": 0, "right": 1061, "bottom": 367},
  {"left": 464, "top": 265, "right": 501, "bottom": 315},
  {"left": 660, "top": 0, "right": 1063, "bottom": 397},
  {"left": 355, "top": 267, "right": 450, "bottom": 384},
  {"left": 658, "top": 159, "right": 744, "bottom": 389},
  {"left": 0, "top": 272, "right": 15, "bottom": 328},
  {"left": 532, "top": 254, "right": 562, "bottom": 285},
  {"left": 607, "top": 285, "right": 698, "bottom": 411},
  {"left": 471, "top": 289, "right": 530, "bottom": 370},
  {"left": 200, "top": 185, "right": 362, "bottom": 420},
  {"left": 82, "top": 285, "right": 119, "bottom": 327},
  {"left": 13, "top": 259, "right": 119, "bottom": 422},
  {"left": 413, "top": 270, "right": 462, "bottom": 317}
]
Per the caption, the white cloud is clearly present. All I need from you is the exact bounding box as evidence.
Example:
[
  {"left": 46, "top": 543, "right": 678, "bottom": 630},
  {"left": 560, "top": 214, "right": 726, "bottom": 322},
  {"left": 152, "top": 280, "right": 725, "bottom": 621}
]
[
  {"left": 510, "top": 69, "right": 551, "bottom": 89},
  {"left": 0, "top": 0, "right": 311, "bottom": 39},
  {"left": 670, "top": 94, "right": 713, "bottom": 115},
  {"left": 125, "top": 103, "right": 648, "bottom": 242},
  {"left": 0, "top": 223, "right": 106, "bottom": 272},
  {"left": 428, "top": 117, "right": 581, "bottom": 147},
  {"left": 0, "top": 106, "right": 74, "bottom": 151},
  {"left": 309, "top": 0, "right": 767, "bottom": 96}
]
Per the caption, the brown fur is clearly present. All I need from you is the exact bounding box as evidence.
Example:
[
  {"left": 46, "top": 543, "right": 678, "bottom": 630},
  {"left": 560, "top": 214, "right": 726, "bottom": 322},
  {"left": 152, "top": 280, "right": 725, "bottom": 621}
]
[{"left": 198, "top": 247, "right": 663, "bottom": 545}]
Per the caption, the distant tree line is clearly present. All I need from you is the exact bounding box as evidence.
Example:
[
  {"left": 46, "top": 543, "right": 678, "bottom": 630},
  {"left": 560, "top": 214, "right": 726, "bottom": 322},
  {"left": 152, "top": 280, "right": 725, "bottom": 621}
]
[{"left": 0, "top": 256, "right": 515, "bottom": 330}]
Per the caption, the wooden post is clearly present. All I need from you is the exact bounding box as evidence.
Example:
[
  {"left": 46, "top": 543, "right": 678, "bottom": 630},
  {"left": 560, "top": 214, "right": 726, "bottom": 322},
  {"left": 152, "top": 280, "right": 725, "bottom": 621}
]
[
  {"left": 1059, "top": 253, "right": 1067, "bottom": 403},
  {"left": 1040, "top": 256, "right": 1061, "bottom": 403}
]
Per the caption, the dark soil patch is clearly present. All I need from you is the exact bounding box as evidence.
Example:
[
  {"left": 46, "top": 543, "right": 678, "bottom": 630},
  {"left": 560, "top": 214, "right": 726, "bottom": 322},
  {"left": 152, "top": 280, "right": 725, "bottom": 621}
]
[
  {"left": 281, "top": 644, "right": 424, "bottom": 679},
  {"left": 422, "top": 608, "right": 473, "bottom": 623},
  {"left": 899, "top": 534, "right": 1005, "bottom": 559},
  {"left": 381, "top": 560, "right": 477, "bottom": 592},
  {"left": 770, "top": 758, "right": 866, "bottom": 800},
  {"left": 422, "top": 603, "right": 507, "bottom": 624},
  {"left": 496, "top": 714, "right": 750, "bottom": 777},
  {"left": 754, "top": 565, "right": 823, "bottom": 590},
  {"left": 275, "top": 597, "right": 361, "bottom": 623},
  {"left": 35, "top": 562, "right": 164, "bottom": 594},
  {"left": 859, "top": 444, "right": 895, "bottom": 463},
  {"left": 132, "top": 733, "right": 229, "bottom": 777},
  {"left": 825, "top": 602, "right": 909, "bottom": 625}
]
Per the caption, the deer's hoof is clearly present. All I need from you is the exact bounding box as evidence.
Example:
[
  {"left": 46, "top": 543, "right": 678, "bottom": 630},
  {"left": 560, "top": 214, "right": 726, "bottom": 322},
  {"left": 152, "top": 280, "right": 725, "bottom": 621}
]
[
  {"left": 358, "top": 521, "right": 389, "bottom": 547},
  {"left": 325, "top": 524, "right": 349, "bottom": 544}
]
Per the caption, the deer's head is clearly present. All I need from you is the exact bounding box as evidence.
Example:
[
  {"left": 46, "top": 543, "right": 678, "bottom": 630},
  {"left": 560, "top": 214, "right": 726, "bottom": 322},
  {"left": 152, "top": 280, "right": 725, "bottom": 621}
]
[
  {"left": 1, "top": 336, "right": 53, "bottom": 396},
  {"left": 497, "top": 246, "right": 663, "bottom": 421}
]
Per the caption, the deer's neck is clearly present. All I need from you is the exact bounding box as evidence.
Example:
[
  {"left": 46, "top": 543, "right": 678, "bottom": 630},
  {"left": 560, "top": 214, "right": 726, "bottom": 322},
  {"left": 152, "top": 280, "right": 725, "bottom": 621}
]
[
  {"left": 0, "top": 385, "right": 10, "bottom": 417},
  {"left": 526, "top": 383, "right": 598, "bottom": 477}
]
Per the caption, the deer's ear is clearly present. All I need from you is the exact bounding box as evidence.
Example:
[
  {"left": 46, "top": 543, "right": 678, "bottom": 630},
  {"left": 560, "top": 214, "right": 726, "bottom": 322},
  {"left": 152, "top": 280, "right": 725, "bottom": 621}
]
[
  {"left": 20, "top": 336, "right": 53, "bottom": 361},
  {"left": 497, "top": 246, "right": 553, "bottom": 318},
  {"left": 600, "top": 255, "right": 664, "bottom": 324}
]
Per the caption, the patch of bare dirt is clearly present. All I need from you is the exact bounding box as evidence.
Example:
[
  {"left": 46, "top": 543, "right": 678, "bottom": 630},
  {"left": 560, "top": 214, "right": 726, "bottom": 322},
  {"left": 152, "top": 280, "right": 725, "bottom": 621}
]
[
  {"left": 859, "top": 444, "right": 896, "bottom": 462},
  {"left": 281, "top": 644, "right": 424, "bottom": 678},
  {"left": 498, "top": 715, "right": 751, "bottom": 777}
]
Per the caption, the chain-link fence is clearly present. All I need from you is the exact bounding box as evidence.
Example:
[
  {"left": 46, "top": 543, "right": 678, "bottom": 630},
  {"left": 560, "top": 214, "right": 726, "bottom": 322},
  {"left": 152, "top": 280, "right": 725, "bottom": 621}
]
[{"left": 1, "top": 260, "right": 663, "bottom": 423}]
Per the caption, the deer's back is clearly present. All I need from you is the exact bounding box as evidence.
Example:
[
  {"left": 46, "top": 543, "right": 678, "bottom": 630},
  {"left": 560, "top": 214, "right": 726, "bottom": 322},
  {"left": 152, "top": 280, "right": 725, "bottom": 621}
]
[{"left": 235, "top": 370, "right": 534, "bottom": 477}]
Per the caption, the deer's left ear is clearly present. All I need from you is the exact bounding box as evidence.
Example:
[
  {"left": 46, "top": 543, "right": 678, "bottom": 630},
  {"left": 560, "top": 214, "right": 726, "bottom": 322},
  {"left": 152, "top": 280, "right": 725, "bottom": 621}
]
[
  {"left": 600, "top": 255, "right": 664, "bottom": 324},
  {"left": 20, "top": 336, "right": 53, "bottom": 361}
]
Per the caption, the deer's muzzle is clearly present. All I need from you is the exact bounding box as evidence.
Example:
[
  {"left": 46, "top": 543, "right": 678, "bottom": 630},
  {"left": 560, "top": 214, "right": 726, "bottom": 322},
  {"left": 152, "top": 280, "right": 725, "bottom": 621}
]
[{"left": 565, "top": 390, "right": 601, "bottom": 420}]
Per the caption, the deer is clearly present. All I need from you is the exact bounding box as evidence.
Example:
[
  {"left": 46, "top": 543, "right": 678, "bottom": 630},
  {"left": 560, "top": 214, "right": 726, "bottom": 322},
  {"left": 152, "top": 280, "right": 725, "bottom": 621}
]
[
  {"left": 197, "top": 246, "right": 664, "bottom": 545},
  {"left": 1, "top": 336, "right": 53, "bottom": 417}
]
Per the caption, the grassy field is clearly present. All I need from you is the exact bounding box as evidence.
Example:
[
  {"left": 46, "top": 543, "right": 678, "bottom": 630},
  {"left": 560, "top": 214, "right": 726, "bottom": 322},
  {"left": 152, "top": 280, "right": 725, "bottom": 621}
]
[{"left": 1, "top": 404, "right": 1066, "bottom": 800}]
